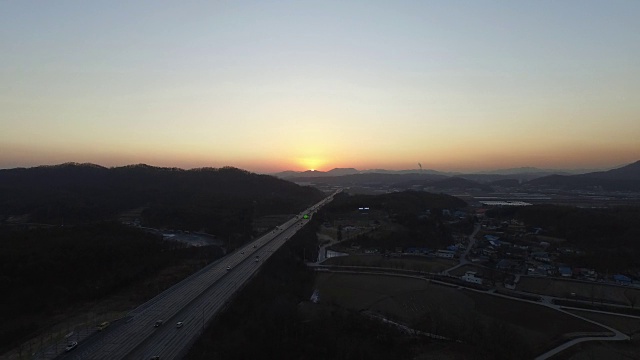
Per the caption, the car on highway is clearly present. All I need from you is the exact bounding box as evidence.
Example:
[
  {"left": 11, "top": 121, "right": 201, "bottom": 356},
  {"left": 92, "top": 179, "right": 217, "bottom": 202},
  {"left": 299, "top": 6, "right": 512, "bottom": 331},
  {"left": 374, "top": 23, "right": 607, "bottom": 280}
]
[
  {"left": 226, "top": 266, "right": 231, "bottom": 271},
  {"left": 154, "top": 320, "right": 163, "bottom": 327},
  {"left": 241, "top": 251, "right": 244, "bottom": 254},
  {"left": 65, "top": 341, "right": 78, "bottom": 352},
  {"left": 176, "top": 321, "right": 183, "bottom": 328},
  {"left": 97, "top": 321, "right": 110, "bottom": 330}
]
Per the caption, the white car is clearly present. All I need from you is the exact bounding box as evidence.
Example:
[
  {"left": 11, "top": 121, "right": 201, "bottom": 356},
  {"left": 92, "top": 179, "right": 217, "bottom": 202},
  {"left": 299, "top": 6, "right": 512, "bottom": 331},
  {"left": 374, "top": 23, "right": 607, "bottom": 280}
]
[
  {"left": 226, "top": 266, "right": 231, "bottom": 271},
  {"left": 65, "top": 341, "right": 78, "bottom": 352},
  {"left": 176, "top": 321, "right": 183, "bottom": 328}
]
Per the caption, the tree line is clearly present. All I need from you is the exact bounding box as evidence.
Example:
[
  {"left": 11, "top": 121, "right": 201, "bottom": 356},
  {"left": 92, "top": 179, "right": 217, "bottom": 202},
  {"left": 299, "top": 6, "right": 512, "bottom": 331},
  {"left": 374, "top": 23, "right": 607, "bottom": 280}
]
[{"left": 0, "top": 222, "right": 214, "bottom": 353}]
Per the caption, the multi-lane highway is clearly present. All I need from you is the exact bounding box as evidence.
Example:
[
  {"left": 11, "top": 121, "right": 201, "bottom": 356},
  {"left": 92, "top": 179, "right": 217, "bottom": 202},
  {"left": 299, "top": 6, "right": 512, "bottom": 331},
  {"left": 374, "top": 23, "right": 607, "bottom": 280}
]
[{"left": 58, "top": 192, "right": 337, "bottom": 360}]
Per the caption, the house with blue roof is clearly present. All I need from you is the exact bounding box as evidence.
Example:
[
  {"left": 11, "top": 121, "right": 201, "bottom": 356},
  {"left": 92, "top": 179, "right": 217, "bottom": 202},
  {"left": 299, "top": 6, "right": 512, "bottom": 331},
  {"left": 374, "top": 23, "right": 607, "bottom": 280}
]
[{"left": 613, "top": 274, "right": 632, "bottom": 285}]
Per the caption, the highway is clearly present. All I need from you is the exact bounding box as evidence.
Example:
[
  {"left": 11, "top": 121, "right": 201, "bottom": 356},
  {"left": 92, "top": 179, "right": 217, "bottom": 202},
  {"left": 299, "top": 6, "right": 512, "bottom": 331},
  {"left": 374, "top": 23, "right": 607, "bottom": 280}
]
[{"left": 57, "top": 192, "right": 337, "bottom": 360}]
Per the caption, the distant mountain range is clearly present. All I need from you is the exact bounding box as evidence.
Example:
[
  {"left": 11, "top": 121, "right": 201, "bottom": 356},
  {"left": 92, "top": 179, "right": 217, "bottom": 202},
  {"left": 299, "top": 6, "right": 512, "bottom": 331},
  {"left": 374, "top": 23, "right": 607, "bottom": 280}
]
[
  {"left": 274, "top": 161, "right": 640, "bottom": 193},
  {"left": 273, "top": 166, "right": 601, "bottom": 179},
  {"left": 526, "top": 160, "right": 640, "bottom": 191}
]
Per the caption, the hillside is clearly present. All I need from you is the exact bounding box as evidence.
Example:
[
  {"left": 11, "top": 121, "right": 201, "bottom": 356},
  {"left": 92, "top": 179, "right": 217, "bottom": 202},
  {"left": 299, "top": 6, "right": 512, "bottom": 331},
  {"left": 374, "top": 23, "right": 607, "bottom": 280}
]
[
  {"left": 326, "top": 190, "right": 467, "bottom": 214},
  {"left": 526, "top": 160, "right": 640, "bottom": 191},
  {"left": 401, "top": 176, "right": 494, "bottom": 192},
  {"left": 582, "top": 160, "right": 640, "bottom": 180},
  {"left": 0, "top": 163, "right": 324, "bottom": 235}
]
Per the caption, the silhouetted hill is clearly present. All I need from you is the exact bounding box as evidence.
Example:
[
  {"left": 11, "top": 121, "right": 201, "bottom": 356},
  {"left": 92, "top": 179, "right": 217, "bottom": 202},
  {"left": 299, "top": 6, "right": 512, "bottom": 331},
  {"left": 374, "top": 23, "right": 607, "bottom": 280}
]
[
  {"left": 273, "top": 167, "right": 447, "bottom": 178},
  {"left": 489, "top": 178, "right": 521, "bottom": 188},
  {"left": 526, "top": 160, "right": 640, "bottom": 191},
  {"left": 400, "top": 177, "right": 493, "bottom": 192},
  {"left": 327, "top": 190, "right": 467, "bottom": 214},
  {"left": 458, "top": 172, "right": 563, "bottom": 183},
  {"left": 583, "top": 160, "right": 640, "bottom": 180},
  {"left": 291, "top": 172, "right": 447, "bottom": 186},
  {"left": 0, "top": 163, "right": 324, "bottom": 234},
  {"left": 326, "top": 167, "right": 360, "bottom": 176}
]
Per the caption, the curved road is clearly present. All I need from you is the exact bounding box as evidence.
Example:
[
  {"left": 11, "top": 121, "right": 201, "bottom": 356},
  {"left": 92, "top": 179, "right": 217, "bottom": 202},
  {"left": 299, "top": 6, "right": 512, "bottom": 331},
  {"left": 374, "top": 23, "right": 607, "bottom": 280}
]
[
  {"left": 443, "top": 223, "right": 480, "bottom": 275},
  {"left": 314, "top": 265, "right": 632, "bottom": 359}
]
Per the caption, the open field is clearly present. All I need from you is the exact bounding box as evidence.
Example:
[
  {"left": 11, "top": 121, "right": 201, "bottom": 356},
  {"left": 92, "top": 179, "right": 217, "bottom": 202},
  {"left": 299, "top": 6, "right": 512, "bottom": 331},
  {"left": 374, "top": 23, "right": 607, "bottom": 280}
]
[
  {"left": 314, "top": 272, "right": 468, "bottom": 323},
  {"left": 314, "top": 272, "right": 608, "bottom": 354},
  {"left": 322, "top": 254, "right": 456, "bottom": 273},
  {"left": 564, "top": 310, "right": 640, "bottom": 336},
  {"left": 462, "top": 290, "right": 607, "bottom": 353},
  {"left": 517, "top": 277, "right": 640, "bottom": 306},
  {"left": 555, "top": 337, "right": 640, "bottom": 360}
]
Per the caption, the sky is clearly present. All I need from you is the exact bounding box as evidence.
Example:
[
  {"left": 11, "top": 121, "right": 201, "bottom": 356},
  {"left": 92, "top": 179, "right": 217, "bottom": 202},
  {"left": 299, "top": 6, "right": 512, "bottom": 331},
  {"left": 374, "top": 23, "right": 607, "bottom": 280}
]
[{"left": 1, "top": 1, "right": 639, "bottom": 173}]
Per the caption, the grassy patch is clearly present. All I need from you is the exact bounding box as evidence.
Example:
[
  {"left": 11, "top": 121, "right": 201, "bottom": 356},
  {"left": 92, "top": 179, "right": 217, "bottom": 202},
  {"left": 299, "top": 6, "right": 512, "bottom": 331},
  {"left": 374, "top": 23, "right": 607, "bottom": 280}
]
[
  {"left": 564, "top": 309, "right": 640, "bottom": 336},
  {"left": 462, "top": 290, "right": 606, "bottom": 353},
  {"left": 553, "top": 337, "right": 640, "bottom": 360},
  {"left": 322, "top": 254, "right": 456, "bottom": 273},
  {"left": 517, "top": 277, "right": 640, "bottom": 306},
  {"left": 315, "top": 272, "right": 608, "bottom": 355}
]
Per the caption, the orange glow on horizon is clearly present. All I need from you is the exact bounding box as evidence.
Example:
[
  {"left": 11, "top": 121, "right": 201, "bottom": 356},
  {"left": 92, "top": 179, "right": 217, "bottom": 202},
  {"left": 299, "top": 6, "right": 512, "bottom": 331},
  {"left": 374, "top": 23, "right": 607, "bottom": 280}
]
[{"left": 297, "top": 157, "right": 328, "bottom": 172}]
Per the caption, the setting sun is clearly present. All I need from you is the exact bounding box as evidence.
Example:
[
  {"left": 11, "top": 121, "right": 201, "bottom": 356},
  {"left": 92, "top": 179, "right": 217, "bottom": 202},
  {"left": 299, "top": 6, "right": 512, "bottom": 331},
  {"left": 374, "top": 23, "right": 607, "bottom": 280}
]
[{"left": 298, "top": 157, "right": 326, "bottom": 172}]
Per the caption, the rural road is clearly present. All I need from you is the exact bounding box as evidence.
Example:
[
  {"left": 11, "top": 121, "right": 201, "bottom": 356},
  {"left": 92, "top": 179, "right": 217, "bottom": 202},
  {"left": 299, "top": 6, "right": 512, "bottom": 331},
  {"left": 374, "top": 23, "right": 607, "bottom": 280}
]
[
  {"left": 314, "top": 265, "right": 633, "bottom": 359},
  {"left": 443, "top": 223, "right": 480, "bottom": 275}
]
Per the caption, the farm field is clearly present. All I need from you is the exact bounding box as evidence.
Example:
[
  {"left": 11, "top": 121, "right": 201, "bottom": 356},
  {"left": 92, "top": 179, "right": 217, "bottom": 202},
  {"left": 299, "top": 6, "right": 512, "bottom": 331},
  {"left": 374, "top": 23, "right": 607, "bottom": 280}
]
[
  {"left": 314, "top": 272, "right": 609, "bottom": 355},
  {"left": 322, "top": 254, "right": 456, "bottom": 273},
  {"left": 564, "top": 309, "right": 640, "bottom": 336},
  {"left": 461, "top": 290, "right": 608, "bottom": 353},
  {"left": 516, "top": 277, "right": 640, "bottom": 306},
  {"left": 556, "top": 337, "right": 640, "bottom": 360}
]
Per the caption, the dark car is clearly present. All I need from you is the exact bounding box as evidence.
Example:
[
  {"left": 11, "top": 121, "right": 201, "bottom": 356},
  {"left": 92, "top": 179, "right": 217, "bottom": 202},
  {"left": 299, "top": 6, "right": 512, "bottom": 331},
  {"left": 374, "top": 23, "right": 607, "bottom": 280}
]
[{"left": 65, "top": 341, "right": 78, "bottom": 352}]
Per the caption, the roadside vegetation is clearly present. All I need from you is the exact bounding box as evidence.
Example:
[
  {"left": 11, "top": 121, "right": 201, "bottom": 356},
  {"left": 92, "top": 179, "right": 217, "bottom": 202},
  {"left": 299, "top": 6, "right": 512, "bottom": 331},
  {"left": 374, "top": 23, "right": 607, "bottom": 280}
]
[
  {"left": 0, "top": 222, "right": 225, "bottom": 354},
  {"left": 322, "top": 191, "right": 471, "bottom": 254},
  {"left": 186, "top": 215, "right": 429, "bottom": 360},
  {"left": 322, "top": 254, "right": 455, "bottom": 273},
  {"left": 0, "top": 163, "right": 325, "bottom": 356}
]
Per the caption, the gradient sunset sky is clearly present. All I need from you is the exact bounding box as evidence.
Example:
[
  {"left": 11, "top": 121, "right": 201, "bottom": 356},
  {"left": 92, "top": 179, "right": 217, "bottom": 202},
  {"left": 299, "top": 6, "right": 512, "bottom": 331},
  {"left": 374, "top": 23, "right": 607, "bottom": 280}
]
[{"left": 1, "top": 1, "right": 638, "bottom": 173}]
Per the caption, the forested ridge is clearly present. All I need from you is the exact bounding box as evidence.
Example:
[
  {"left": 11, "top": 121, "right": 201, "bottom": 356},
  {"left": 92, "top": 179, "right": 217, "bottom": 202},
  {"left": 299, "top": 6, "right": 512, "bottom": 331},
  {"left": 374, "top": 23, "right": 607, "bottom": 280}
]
[
  {"left": 0, "top": 163, "right": 324, "bottom": 354},
  {"left": 0, "top": 163, "right": 324, "bottom": 236},
  {"left": 0, "top": 222, "right": 222, "bottom": 353},
  {"left": 325, "top": 190, "right": 467, "bottom": 214}
]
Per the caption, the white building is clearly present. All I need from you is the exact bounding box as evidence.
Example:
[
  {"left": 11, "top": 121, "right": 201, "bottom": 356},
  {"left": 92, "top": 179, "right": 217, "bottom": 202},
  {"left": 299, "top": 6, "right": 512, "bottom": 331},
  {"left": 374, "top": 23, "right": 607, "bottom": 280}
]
[
  {"left": 436, "top": 250, "right": 455, "bottom": 259},
  {"left": 461, "top": 271, "right": 483, "bottom": 284}
]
